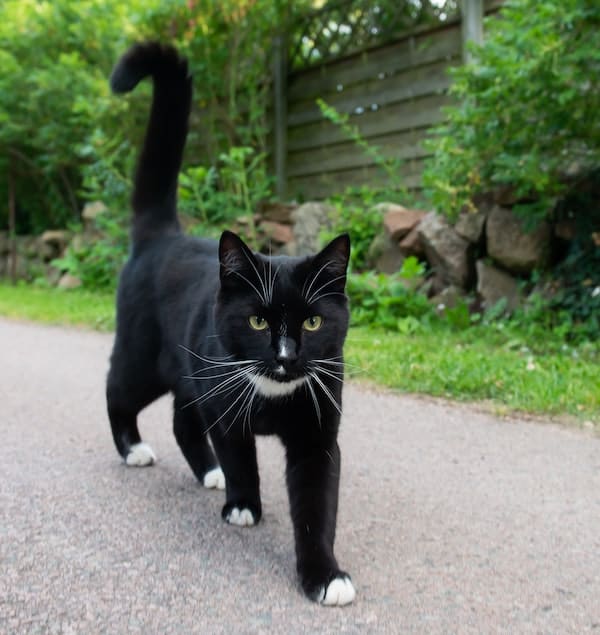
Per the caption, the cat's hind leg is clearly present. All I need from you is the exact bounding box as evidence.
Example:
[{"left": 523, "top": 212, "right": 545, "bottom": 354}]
[
  {"left": 106, "top": 364, "right": 166, "bottom": 467},
  {"left": 173, "top": 396, "right": 224, "bottom": 489}
]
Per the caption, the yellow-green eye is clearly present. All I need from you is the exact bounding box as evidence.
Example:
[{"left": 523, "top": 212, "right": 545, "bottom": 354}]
[
  {"left": 249, "top": 315, "right": 268, "bottom": 330},
  {"left": 303, "top": 315, "right": 323, "bottom": 331}
]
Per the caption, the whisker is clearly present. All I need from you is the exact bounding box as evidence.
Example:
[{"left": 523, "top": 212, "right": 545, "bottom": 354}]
[
  {"left": 303, "top": 260, "right": 333, "bottom": 300},
  {"left": 242, "top": 249, "right": 269, "bottom": 304},
  {"left": 179, "top": 345, "right": 258, "bottom": 368},
  {"left": 184, "top": 367, "right": 250, "bottom": 380},
  {"left": 307, "top": 291, "right": 347, "bottom": 303},
  {"left": 207, "top": 380, "right": 256, "bottom": 436},
  {"left": 307, "top": 274, "right": 347, "bottom": 304},
  {"left": 224, "top": 381, "right": 258, "bottom": 437},
  {"left": 308, "top": 371, "right": 343, "bottom": 416},
  {"left": 306, "top": 378, "right": 322, "bottom": 429},
  {"left": 311, "top": 365, "right": 344, "bottom": 383},
  {"left": 230, "top": 269, "right": 267, "bottom": 304},
  {"left": 182, "top": 366, "right": 256, "bottom": 409}
]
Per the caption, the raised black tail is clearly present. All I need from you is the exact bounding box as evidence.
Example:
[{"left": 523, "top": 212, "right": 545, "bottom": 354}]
[{"left": 110, "top": 42, "right": 192, "bottom": 243}]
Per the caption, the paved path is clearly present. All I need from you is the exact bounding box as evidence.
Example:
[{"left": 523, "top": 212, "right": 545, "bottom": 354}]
[{"left": 1, "top": 318, "right": 599, "bottom": 634}]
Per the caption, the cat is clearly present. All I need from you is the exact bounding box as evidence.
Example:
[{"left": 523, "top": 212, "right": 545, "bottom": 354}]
[{"left": 106, "top": 42, "right": 355, "bottom": 606}]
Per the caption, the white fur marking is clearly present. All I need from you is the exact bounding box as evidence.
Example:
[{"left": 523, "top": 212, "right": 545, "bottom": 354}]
[
  {"left": 125, "top": 442, "right": 156, "bottom": 467},
  {"left": 320, "top": 576, "right": 356, "bottom": 607},
  {"left": 203, "top": 467, "right": 226, "bottom": 490},
  {"left": 226, "top": 507, "right": 256, "bottom": 527},
  {"left": 250, "top": 373, "right": 307, "bottom": 398}
]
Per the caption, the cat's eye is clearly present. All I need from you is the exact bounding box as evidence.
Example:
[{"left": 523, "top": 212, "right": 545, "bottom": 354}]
[
  {"left": 248, "top": 315, "right": 268, "bottom": 331},
  {"left": 303, "top": 315, "right": 323, "bottom": 331}
]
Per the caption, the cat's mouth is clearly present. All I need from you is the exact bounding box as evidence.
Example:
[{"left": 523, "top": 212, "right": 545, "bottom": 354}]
[{"left": 270, "top": 364, "right": 306, "bottom": 382}]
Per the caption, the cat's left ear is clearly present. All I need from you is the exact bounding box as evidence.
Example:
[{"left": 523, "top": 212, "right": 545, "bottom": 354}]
[
  {"left": 218, "top": 230, "right": 257, "bottom": 282},
  {"left": 309, "top": 233, "right": 351, "bottom": 294}
]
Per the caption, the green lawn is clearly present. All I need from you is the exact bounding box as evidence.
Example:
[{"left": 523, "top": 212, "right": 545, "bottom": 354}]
[{"left": 1, "top": 283, "right": 598, "bottom": 425}]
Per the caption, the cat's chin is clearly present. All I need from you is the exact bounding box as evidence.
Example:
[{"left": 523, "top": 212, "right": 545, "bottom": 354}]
[{"left": 250, "top": 372, "right": 308, "bottom": 398}]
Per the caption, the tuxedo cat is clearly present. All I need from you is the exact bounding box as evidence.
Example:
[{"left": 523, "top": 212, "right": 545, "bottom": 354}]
[{"left": 107, "top": 42, "right": 355, "bottom": 606}]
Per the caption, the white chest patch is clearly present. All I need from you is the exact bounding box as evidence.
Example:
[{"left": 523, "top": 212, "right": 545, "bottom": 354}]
[{"left": 250, "top": 373, "right": 307, "bottom": 398}]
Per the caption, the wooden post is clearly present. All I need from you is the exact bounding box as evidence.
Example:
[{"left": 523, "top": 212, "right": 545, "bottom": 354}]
[
  {"left": 461, "top": 0, "right": 484, "bottom": 63},
  {"left": 273, "top": 34, "right": 287, "bottom": 200}
]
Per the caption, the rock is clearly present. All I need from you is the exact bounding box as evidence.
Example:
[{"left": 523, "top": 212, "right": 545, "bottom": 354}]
[
  {"left": 383, "top": 208, "right": 427, "bottom": 241},
  {"left": 45, "top": 265, "right": 63, "bottom": 286},
  {"left": 476, "top": 260, "right": 521, "bottom": 311},
  {"left": 82, "top": 201, "right": 107, "bottom": 230},
  {"left": 430, "top": 285, "right": 464, "bottom": 312},
  {"left": 41, "top": 229, "right": 70, "bottom": 248},
  {"left": 398, "top": 227, "right": 425, "bottom": 258},
  {"left": 36, "top": 238, "right": 56, "bottom": 262},
  {"left": 58, "top": 273, "right": 82, "bottom": 289},
  {"left": 486, "top": 205, "right": 551, "bottom": 274},
  {"left": 418, "top": 212, "right": 472, "bottom": 288},
  {"left": 291, "top": 202, "right": 336, "bottom": 255},
  {"left": 367, "top": 232, "right": 405, "bottom": 274},
  {"left": 259, "top": 221, "right": 294, "bottom": 245},
  {"left": 256, "top": 201, "right": 298, "bottom": 223},
  {"left": 554, "top": 219, "right": 577, "bottom": 241},
  {"left": 39, "top": 230, "right": 70, "bottom": 261},
  {"left": 454, "top": 209, "right": 487, "bottom": 244}
]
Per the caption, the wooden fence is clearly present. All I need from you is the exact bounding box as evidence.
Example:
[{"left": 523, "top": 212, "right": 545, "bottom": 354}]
[{"left": 272, "top": 0, "right": 501, "bottom": 201}]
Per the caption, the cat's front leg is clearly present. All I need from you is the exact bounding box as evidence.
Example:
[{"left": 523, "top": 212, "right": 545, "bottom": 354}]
[
  {"left": 285, "top": 441, "right": 355, "bottom": 606},
  {"left": 210, "top": 432, "right": 262, "bottom": 527}
]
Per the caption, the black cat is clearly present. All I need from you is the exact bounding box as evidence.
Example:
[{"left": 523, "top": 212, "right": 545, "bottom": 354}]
[{"left": 106, "top": 42, "right": 355, "bottom": 606}]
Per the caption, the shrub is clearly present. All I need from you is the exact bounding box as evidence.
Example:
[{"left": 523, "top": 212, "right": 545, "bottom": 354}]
[{"left": 423, "top": 0, "right": 600, "bottom": 225}]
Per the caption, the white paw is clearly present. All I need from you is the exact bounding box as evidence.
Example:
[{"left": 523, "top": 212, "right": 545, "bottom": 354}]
[
  {"left": 125, "top": 442, "right": 156, "bottom": 467},
  {"left": 319, "top": 576, "right": 356, "bottom": 607},
  {"left": 203, "top": 467, "right": 225, "bottom": 490},
  {"left": 226, "top": 507, "right": 256, "bottom": 527}
]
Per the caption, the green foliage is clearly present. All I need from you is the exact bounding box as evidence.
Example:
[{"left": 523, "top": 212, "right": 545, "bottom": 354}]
[
  {"left": 0, "top": 0, "right": 289, "bottom": 237},
  {"left": 423, "top": 0, "right": 600, "bottom": 223},
  {"left": 347, "top": 260, "right": 434, "bottom": 331}
]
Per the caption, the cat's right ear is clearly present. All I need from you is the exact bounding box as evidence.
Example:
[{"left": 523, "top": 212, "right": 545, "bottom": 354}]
[{"left": 218, "top": 230, "right": 256, "bottom": 282}]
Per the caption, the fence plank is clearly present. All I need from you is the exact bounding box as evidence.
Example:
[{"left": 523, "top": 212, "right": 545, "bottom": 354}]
[
  {"left": 287, "top": 93, "right": 448, "bottom": 153},
  {"left": 287, "top": 129, "right": 431, "bottom": 178},
  {"left": 287, "top": 60, "right": 454, "bottom": 128},
  {"left": 287, "top": 22, "right": 462, "bottom": 102}
]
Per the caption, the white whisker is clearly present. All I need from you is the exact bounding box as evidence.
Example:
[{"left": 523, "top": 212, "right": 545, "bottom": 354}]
[
  {"left": 303, "top": 260, "right": 333, "bottom": 300},
  {"left": 307, "top": 274, "right": 347, "bottom": 304},
  {"left": 242, "top": 249, "right": 269, "bottom": 305},
  {"left": 182, "top": 366, "right": 256, "bottom": 409},
  {"left": 208, "top": 380, "right": 256, "bottom": 436},
  {"left": 308, "top": 371, "right": 343, "bottom": 416},
  {"left": 306, "top": 379, "right": 322, "bottom": 429},
  {"left": 311, "top": 365, "right": 344, "bottom": 383}
]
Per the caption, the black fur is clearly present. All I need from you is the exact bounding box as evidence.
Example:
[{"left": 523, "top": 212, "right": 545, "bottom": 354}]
[{"left": 107, "top": 42, "right": 353, "bottom": 604}]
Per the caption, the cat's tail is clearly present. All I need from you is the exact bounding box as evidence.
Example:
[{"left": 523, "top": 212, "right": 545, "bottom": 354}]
[{"left": 110, "top": 42, "right": 192, "bottom": 243}]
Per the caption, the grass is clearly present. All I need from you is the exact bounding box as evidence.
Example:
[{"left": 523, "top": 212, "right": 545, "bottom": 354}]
[
  {"left": 0, "top": 283, "right": 115, "bottom": 331},
  {"left": 1, "top": 282, "right": 598, "bottom": 425}
]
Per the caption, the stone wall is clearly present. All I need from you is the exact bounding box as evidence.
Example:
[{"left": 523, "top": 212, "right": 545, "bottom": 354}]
[{"left": 0, "top": 196, "right": 585, "bottom": 312}]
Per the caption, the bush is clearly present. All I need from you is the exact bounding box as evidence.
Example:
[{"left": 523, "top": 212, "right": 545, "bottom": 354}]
[{"left": 423, "top": 0, "right": 600, "bottom": 225}]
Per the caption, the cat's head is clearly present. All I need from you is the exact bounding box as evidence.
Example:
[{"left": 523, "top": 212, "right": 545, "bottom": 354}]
[{"left": 215, "top": 231, "right": 350, "bottom": 392}]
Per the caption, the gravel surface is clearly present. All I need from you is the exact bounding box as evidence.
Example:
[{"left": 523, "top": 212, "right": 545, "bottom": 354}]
[{"left": 1, "top": 318, "right": 599, "bottom": 634}]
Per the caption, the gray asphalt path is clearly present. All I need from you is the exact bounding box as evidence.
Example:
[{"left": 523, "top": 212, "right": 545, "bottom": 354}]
[{"left": 1, "top": 318, "right": 599, "bottom": 634}]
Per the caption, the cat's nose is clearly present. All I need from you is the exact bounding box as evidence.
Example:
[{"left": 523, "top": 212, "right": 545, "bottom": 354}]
[{"left": 275, "top": 337, "right": 298, "bottom": 364}]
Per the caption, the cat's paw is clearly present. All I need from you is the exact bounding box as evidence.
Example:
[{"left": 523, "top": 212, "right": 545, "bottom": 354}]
[
  {"left": 302, "top": 569, "right": 356, "bottom": 607},
  {"left": 125, "top": 442, "right": 156, "bottom": 467},
  {"left": 202, "top": 466, "right": 225, "bottom": 490},
  {"left": 222, "top": 502, "right": 261, "bottom": 527},
  {"left": 318, "top": 575, "right": 356, "bottom": 607}
]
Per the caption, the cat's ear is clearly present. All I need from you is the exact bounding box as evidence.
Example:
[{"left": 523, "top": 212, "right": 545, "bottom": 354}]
[
  {"left": 218, "top": 230, "right": 257, "bottom": 282},
  {"left": 314, "top": 233, "right": 351, "bottom": 275},
  {"left": 306, "top": 234, "right": 351, "bottom": 298}
]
